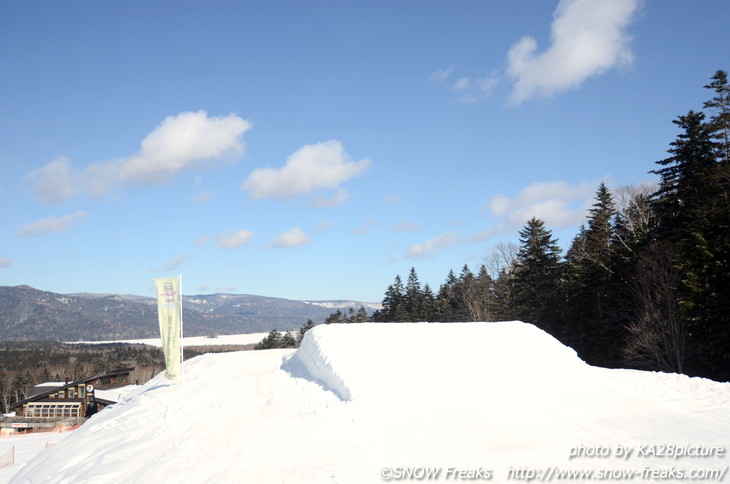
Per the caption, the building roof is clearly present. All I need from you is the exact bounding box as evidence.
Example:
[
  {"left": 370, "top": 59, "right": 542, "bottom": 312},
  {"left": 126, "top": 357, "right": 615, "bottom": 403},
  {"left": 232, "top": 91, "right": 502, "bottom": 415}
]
[
  {"left": 94, "top": 385, "right": 139, "bottom": 407},
  {"left": 28, "top": 382, "right": 66, "bottom": 398}
]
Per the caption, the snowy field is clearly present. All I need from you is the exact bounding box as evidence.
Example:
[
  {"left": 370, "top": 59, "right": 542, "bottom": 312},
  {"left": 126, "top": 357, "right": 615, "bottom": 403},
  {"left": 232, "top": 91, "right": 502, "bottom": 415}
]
[
  {"left": 8, "top": 321, "right": 730, "bottom": 483},
  {"left": 74, "top": 332, "right": 270, "bottom": 347},
  {"left": 0, "top": 432, "right": 69, "bottom": 483}
]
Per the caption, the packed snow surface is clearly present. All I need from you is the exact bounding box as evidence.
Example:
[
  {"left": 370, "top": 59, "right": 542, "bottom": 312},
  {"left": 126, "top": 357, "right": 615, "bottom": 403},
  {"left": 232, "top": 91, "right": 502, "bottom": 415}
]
[{"left": 9, "top": 322, "right": 730, "bottom": 483}]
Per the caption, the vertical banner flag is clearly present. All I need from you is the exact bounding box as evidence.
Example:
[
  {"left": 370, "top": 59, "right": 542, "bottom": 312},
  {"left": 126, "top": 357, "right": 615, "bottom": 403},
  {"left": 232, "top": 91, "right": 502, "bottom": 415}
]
[{"left": 155, "top": 276, "right": 183, "bottom": 381}]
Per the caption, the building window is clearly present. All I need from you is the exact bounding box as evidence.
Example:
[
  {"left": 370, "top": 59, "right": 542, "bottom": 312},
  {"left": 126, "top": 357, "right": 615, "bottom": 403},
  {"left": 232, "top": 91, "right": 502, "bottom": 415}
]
[
  {"left": 25, "top": 402, "right": 82, "bottom": 418},
  {"left": 68, "top": 388, "right": 75, "bottom": 398}
]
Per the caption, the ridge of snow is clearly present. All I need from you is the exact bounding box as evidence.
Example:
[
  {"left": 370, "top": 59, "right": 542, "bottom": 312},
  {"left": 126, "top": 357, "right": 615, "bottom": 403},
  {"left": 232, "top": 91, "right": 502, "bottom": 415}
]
[
  {"left": 284, "top": 321, "right": 584, "bottom": 403},
  {"left": 9, "top": 321, "right": 730, "bottom": 483}
]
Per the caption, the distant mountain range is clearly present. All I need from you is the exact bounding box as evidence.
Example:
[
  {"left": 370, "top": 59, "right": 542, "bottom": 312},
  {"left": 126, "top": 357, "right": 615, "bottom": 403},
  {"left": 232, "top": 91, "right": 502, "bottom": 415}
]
[{"left": 0, "top": 285, "right": 380, "bottom": 342}]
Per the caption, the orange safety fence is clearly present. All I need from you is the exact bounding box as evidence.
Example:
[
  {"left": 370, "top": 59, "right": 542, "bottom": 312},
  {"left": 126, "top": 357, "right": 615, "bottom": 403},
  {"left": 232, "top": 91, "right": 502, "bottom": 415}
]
[{"left": 0, "top": 422, "right": 83, "bottom": 437}]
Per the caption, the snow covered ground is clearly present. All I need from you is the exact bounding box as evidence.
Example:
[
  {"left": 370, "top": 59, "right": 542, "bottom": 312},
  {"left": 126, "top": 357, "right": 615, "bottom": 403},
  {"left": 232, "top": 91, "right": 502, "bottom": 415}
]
[
  {"left": 0, "top": 432, "right": 69, "bottom": 483},
  {"left": 76, "top": 332, "right": 270, "bottom": 347},
  {"left": 8, "top": 321, "right": 730, "bottom": 483}
]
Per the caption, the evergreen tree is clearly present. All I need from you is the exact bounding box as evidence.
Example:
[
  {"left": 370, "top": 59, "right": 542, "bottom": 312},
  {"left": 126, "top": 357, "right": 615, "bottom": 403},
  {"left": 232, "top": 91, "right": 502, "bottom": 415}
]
[
  {"left": 255, "top": 329, "right": 283, "bottom": 350},
  {"left": 375, "top": 275, "right": 407, "bottom": 322},
  {"left": 280, "top": 332, "right": 297, "bottom": 348},
  {"left": 346, "top": 307, "right": 356, "bottom": 322},
  {"left": 435, "top": 270, "right": 460, "bottom": 321},
  {"left": 703, "top": 70, "right": 730, "bottom": 163},
  {"left": 512, "top": 218, "right": 564, "bottom": 334},
  {"left": 39, "top": 367, "right": 53, "bottom": 383},
  {"left": 702, "top": 71, "right": 730, "bottom": 376},
  {"left": 421, "top": 284, "right": 437, "bottom": 321},
  {"left": 453, "top": 265, "right": 476, "bottom": 321},
  {"left": 12, "top": 370, "right": 35, "bottom": 401},
  {"left": 324, "top": 309, "right": 346, "bottom": 324},
  {"left": 652, "top": 110, "right": 719, "bottom": 234},
  {"left": 564, "top": 183, "right": 622, "bottom": 364},
  {"left": 353, "top": 306, "right": 371, "bottom": 323},
  {"left": 297, "top": 319, "right": 315, "bottom": 346},
  {"left": 255, "top": 329, "right": 297, "bottom": 349},
  {"left": 651, "top": 102, "right": 728, "bottom": 379},
  {"left": 404, "top": 267, "right": 425, "bottom": 320}
]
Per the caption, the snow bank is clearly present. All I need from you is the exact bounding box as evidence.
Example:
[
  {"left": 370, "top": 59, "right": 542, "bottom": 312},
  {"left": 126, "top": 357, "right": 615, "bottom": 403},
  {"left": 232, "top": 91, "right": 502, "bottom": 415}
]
[
  {"left": 10, "top": 322, "right": 730, "bottom": 483},
  {"left": 285, "top": 321, "right": 585, "bottom": 403}
]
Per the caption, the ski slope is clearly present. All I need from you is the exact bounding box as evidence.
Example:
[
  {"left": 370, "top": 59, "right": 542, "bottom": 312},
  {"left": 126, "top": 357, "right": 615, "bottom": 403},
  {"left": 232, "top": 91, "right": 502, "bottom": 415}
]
[{"left": 8, "top": 322, "right": 730, "bottom": 483}]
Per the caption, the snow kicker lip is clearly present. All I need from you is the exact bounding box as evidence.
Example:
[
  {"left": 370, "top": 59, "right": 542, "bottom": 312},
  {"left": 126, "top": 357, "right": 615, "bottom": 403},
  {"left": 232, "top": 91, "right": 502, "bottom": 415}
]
[{"left": 282, "top": 321, "right": 586, "bottom": 403}]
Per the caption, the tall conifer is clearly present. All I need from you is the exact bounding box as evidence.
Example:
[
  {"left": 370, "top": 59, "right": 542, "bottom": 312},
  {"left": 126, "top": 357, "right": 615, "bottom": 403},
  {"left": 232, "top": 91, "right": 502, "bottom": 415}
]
[{"left": 512, "top": 218, "right": 564, "bottom": 334}]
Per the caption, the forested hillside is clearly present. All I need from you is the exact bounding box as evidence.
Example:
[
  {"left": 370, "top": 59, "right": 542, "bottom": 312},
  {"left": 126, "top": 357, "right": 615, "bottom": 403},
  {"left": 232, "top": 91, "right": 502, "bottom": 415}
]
[
  {"left": 0, "top": 286, "right": 343, "bottom": 341},
  {"left": 0, "top": 342, "right": 228, "bottom": 413},
  {"left": 371, "top": 71, "right": 730, "bottom": 382}
]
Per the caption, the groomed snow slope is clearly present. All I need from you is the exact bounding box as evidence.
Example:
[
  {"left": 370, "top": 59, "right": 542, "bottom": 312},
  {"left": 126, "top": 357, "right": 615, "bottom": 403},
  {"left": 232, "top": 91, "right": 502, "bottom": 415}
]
[{"left": 10, "top": 322, "right": 730, "bottom": 483}]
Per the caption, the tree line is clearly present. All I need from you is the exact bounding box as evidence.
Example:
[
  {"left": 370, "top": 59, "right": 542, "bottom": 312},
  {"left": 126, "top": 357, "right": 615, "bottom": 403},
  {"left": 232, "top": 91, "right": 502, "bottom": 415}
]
[
  {"left": 0, "top": 342, "right": 210, "bottom": 413},
  {"left": 367, "top": 71, "right": 730, "bottom": 382}
]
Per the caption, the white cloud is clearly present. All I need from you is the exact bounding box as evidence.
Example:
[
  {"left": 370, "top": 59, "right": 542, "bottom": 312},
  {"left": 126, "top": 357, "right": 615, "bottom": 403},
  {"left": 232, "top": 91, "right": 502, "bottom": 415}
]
[
  {"left": 16, "top": 211, "right": 88, "bottom": 236},
  {"left": 507, "top": 0, "right": 641, "bottom": 105},
  {"left": 0, "top": 258, "right": 12, "bottom": 268},
  {"left": 192, "top": 189, "right": 213, "bottom": 203},
  {"left": 23, "top": 156, "right": 79, "bottom": 204},
  {"left": 148, "top": 254, "right": 191, "bottom": 272},
  {"left": 217, "top": 230, "right": 255, "bottom": 249},
  {"left": 195, "top": 235, "right": 213, "bottom": 247},
  {"left": 351, "top": 220, "right": 378, "bottom": 236},
  {"left": 26, "top": 111, "right": 251, "bottom": 203},
  {"left": 271, "top": 227, "right": 310, "bottom": 249},
  {"left": 452, "top": 77, "right": 471, "bottom": 92},
  {"left": 406, "top": 232, "right": 461, "bottom": 259},
  {"left": 399, "top": 180, "right": 600, "bottom": 258},
  {"left": 487, "top": 180, "right": 597, "bottom": 228},
  {"left": 428, "top": 67, "right": 453, "bottom": 84},
  {"left": 467, "top": 224, "right": 508, "bottom": 244},
  {"left": 242, "top": 140, "right": 370, "bottom": 199},
  {"left": 455, "top": 75, "right": 500, "bottom": 104},
  {"left": 316, "top": 220, "right": 333, "bottom": 233},
  {"left": 116, "top": 111, "right": 251, "bottom": 186},
  {"left": 429, "top": 67, "right": 500, "bottom": 104},
  {"left": 392, "top": 219, "right": 426, "bottom": 233},
  {"left": 309, "top": 188, "right": 349, "bottom": 208}
]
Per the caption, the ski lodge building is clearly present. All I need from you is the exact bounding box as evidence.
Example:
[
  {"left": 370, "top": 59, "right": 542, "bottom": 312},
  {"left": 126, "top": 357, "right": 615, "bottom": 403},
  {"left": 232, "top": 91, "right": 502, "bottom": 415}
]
[{"left": 1, "top": 368, "right": 136, "bottom": 434}]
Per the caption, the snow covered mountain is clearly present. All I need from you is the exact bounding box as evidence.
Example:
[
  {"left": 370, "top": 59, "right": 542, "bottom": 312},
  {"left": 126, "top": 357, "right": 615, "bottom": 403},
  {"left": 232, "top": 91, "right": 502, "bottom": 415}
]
[
  {"left": 0, "top": 285, "right": 377, "bottom": 341},
  {"left": 8, "top": 321, "right": 730, "bottom": 483}
]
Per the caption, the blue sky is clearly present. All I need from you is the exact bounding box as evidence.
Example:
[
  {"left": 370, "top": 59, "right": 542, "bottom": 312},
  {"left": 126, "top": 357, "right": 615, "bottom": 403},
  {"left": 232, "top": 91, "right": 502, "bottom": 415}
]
[{"left": 1, "top": 0, "right": 728, "bottom": 302}]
